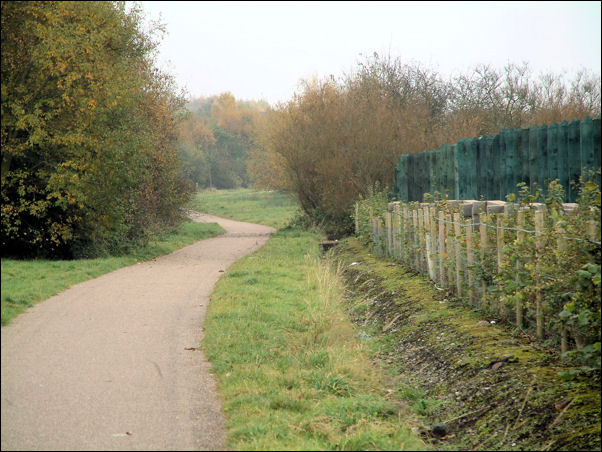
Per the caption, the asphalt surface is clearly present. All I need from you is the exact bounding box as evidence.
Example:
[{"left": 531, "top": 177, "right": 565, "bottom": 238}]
[{"left": 1, "top": 213, "right": 275, "bottom": 451}]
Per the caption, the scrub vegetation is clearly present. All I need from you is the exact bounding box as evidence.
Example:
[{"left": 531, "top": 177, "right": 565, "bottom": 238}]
[{"left": 250, "top": 54, "right": 600, "bottom": 238}]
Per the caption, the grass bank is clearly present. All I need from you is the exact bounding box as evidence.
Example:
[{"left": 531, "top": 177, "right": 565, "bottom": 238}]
[
  {"left": 1, "top": 220, "right": 224, "bottom": 326},
  {"left": 331, "top": 238, "right": 601, "bottom": 451},
  {"left": 187, "top": 188, "right": 299, "bottom": 229},
  {"left": 203, "top": 228, "right": 426, "bottom": 450}
]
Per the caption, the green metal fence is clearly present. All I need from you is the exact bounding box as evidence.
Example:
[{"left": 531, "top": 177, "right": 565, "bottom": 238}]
[{"left": 394, "top": 116, "right": 601, "bottom": 202}]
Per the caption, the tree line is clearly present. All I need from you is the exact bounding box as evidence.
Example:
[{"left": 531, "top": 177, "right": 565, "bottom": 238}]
[
  {"left": 250, "top": 53, "right": 601, "bottom": 238},
  {"left": 3, "top": 2, "right": 600, "bottom": 256},
  {"left": 177, "top": 93, "right": 268, "bottom": 190},
  {"left": 1, "top": 1, "right": 189, "bottom": 258}
]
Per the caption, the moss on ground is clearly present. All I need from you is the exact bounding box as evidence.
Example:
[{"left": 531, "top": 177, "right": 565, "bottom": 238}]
[{"left": 330, "top": 238, "right": 601, "bottom": 451}]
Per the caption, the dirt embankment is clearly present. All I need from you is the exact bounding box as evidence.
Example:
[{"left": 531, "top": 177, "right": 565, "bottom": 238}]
[{"left": 331, "top": 239, "right": 600, "bottom": 451}]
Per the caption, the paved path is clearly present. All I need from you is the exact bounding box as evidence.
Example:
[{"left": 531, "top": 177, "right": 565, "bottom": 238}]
[{"left": 1, "top": 213, "right": 275, "bottom": 451}]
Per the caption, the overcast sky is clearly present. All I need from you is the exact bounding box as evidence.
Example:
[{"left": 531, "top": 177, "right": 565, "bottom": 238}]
[{"left": 133, "top": 1, "right": 602, "bottom": 106}]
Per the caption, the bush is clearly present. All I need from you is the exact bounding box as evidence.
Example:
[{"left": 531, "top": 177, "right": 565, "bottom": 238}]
[{"left": 1, "top": 2, "right": 189, "bottom": 258}]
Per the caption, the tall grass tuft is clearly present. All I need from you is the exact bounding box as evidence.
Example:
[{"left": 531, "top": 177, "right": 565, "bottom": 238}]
[{"left": 203, "top": 229, "right": 425, "bottom": 450}]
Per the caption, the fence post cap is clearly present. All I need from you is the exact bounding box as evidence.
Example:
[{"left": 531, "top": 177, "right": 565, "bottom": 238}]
[
  {"left": 460, "top": 200, "right": 478, "bottom": 217},
  {"left": 472, "top": 201, "right": 487, "bottom": 216},
  {"left": 486, "top": 200, "right": 506, "bottom": 214}
]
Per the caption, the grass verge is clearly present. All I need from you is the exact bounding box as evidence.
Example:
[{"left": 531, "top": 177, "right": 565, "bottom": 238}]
[
  {"left": 331, "top": 238, "right": 601, "bottom": 451},
  {"left": 187, "top": 188, "right": 299, "bottom": 229},
  {"left": 202, "top": 228, "right": 426, "bottom": 451},
  {"left": 1, "top": 220, "right": 224, "bottom": 326}
]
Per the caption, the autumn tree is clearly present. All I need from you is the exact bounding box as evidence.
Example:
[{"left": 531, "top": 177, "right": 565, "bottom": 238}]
[
  {"left": 177, "top": 113, "right": 215, "bottom": 188},
  {"left": 251, "top": 53, "right": 600, "bottom": 238},
  {"left": 1, "top": 1, "right": 188, "bottom": 258},
  {"left": 177, "top": 93, "right": 267, "bottom": 189},
  {"left": 445, "top": 63, "right": 601, "bottom": 140}
]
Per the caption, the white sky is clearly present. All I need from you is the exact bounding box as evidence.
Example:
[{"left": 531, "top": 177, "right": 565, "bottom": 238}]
[{"left": 133, "top": 1, "right": 602, "bottom": 106}]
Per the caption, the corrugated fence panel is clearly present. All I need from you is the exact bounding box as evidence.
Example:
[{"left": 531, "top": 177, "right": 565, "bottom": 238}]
[
  {"left": 406, "top": 153, "right": 417, "bottom": 202},
  {"left": 557, "top": 121, "right": 569, "bottom": 200},
  {"left": 396, "top": 154, "right": 409, "bottom": 201},
  {"left": 537, "top": 125, "right": 549, "bottom": 192},
  {"left": 476, "top": 137, "right": 486, "bottom": 199},
  {"left": 518, "top": 127, "right": 531, "bottom": 192},
  {"left": 393, "top": 116, "right": 601, "bottom": 203},
  {"left": 426, "top": 149, "right": 437, "bottom": 198},
  {"left": 457, "top": 138, "right": 478, "bottom": 199},
  {"left": 432, "top": 147, "right": 441, "bottom": 196},
  {"left": 593, "top": 116, "right": 601, "bottom": 188},
  {"left": 500, "top": 129, "right": 514, "bottom": 199},
  {"left": 528, "top": 126, "right": 540, "bottom": 196},
  {"left": 547, "top": 123, "right": 559, "bottom": 189},
  {"left": 451, "top": 144, "right": 459, "bottom": 199},
  {"left": 580, "top": 117, "right": 594, "bottom": 172},
  {"left": 442, "top": 144, "right": 456, "bottom": 199},
  {"left": 567, "top": 119, "right": 581, "bottom": 203},
  {"left": 420, "top": 151, "right": 427, "bottom": 200},
  {"left": 494, "top": 134, "right": 504, "bottom": 200},
  {"left": 415, "top": 152, "right": 428, "bottom": 201},
  {"left": 483, "top": 136, "right": 494, "bottom": 199},
  {"left": 437, "top": 145, "right": 447, "bottom": 200}
]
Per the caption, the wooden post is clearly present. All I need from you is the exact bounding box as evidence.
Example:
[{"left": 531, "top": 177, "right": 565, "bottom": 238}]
[
  {"left": 385, "top": 211, "right": 392, "bottom": 256},
  {"left": 401, "top": 206, "right": 412, "bottom": 267},
  {"left": 393, "top": 206, "right": 400, "bottom": 260},
  {"left": 587, "top": 220, "right": 598, "bottom": 242},
  {"left": 380, "top": 216, "right": 384, "bottom": 249},
  {"left": 496, "top": 215, "right": 504, "bottom": 273},
  {"left": 422, "top": 207, "right": 428, "bottom": 273},
  {"left": 466, "top": 215, "right": 474, "bottom": 306},
  {"left": 425, "top": 207, "right": 436, "bottom": 280},
  {"left": 438, "top": 210, "right": 447, "bottom": 288},
  {"left": 479, "top": 215, "right": 489, "bottom": 304},
  {"left": 413, "top": 208, "right": 420, "bottom": 271},
  {"left": 515, "top": 209, "right": 525, "bottom": 329},
  {"left": 406, "top": 206, "right": 412, "bottom": 265},
  {"left": 418, "top": 207, "right": 424, "bottom": 273},
  {"left": 556, "top": 218, "right": 569, "bottom": 354},
  {"left": 373, "top": 217, "right": 378, "bottom": 254},
  {"left": 453, "top": 212, "right": 464, "bottom": 297},
  {"left": 534, "top": 209, "right": 545, "bottom": 340},
  {"left": 380, "top": 216, "right": 385, "bottom": 255},
  {"left": 372, "top": 217, "right": 378, "bottom": 250},
  {"left": 424, "top": 207, "right": 431, "bottom": 279},
  {"left": 355, "top": 202, "right": 359, "bottom": 236},
  {"left": 446, "top": 212, "right": 455, "bottom": 291},
  {"left": 496, "top": 213, "right": 506, "bottom": 319},
  {"left": 372, "top": 217, "right": 378, "bottom": 251},
  {"left": 429, "top": 206, "right": 439, "bottom": 283}
]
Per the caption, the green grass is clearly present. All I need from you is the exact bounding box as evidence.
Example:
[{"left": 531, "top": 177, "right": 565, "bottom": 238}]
[
  {"left": 186, "top": 188, "right": 299, "bottom": 228},
  {"left": 203, "top": 228, "right": 426, "bottom": 450},
  {"left": 2, "top": 189, "right": 426, "bottom": 449},
  {"left": 1, "top": 221, "right": 224, "bottom": 326}
]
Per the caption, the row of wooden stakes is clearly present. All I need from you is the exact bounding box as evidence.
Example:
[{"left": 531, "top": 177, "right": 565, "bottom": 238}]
[{"left": 362, "top": 199, "right": 599, "bottom": 353}]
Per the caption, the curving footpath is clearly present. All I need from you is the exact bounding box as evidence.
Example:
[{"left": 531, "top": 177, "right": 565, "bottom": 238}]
[{"left": 1, "top": 213, "right": 275, "bottom": 451}]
